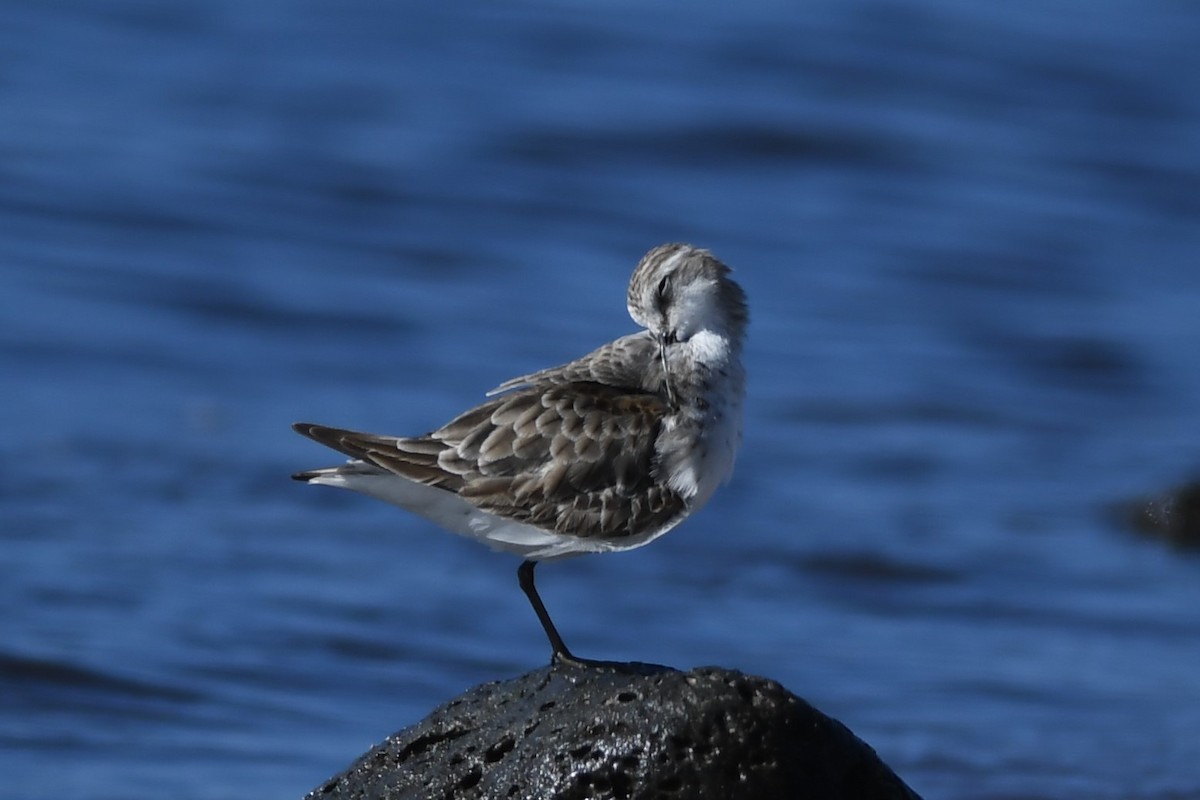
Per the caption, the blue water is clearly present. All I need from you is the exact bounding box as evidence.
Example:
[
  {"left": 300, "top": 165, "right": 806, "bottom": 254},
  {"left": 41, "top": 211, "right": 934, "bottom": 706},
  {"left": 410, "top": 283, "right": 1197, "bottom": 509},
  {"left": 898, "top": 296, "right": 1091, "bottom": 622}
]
[{"left": 3, "top": 2, "right": 1200, "bottom": 798}]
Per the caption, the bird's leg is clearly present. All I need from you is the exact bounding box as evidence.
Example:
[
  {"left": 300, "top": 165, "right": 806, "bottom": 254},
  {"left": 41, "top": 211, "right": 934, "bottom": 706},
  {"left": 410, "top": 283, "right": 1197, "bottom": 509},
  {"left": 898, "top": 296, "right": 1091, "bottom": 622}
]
[{"left": 517, "top": 560, "right": 583, "bottom": 665}]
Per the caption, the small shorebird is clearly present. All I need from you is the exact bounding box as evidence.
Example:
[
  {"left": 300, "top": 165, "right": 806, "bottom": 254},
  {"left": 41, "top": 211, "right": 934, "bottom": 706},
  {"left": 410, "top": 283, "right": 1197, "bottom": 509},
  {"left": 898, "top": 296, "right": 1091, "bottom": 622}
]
[{"left": 293, "top": 243, "right": 748, "bottom": 663}]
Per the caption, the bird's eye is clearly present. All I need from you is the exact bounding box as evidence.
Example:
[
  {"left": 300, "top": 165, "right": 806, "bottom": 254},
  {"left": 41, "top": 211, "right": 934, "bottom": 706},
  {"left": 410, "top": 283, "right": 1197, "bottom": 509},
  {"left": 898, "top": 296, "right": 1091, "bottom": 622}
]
[{"left": 655, "top": 274, "right": 670, "bottom": 305}]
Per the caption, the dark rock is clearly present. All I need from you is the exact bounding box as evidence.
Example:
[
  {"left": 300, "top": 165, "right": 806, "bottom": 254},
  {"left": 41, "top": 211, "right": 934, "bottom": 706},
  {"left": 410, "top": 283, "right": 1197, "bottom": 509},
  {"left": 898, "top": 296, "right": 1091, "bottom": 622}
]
[
  {"left": 306, "top": 662, "right": 922, "bottom": 800},
  {"left": 1124, "top": 480, "right": 1200, "bottom": 548}
]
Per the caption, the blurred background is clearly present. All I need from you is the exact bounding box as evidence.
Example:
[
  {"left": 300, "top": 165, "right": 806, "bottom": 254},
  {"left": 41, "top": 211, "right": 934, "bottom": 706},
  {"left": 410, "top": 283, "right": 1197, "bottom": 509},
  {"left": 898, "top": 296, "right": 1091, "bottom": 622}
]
[{"left": 3, "top": 1, "right": 1200, "bottom": 798}]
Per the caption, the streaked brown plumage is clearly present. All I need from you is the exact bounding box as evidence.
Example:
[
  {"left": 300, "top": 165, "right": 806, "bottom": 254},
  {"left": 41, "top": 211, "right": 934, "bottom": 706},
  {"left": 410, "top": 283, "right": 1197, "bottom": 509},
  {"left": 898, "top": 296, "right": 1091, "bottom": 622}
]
[{"left": 294, "top": 383, "right": 684, "bottom": 543}]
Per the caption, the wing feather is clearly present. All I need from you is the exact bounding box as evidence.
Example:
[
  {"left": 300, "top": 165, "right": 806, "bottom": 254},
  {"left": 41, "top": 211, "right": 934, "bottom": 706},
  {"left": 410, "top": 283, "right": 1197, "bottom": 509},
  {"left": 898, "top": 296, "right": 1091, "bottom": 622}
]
[
  {"left": 486, "top": 332, "right": 667, "bottom": 397},
  {"left": 292, "top": 381, "right": 686, "bottom": 541}
]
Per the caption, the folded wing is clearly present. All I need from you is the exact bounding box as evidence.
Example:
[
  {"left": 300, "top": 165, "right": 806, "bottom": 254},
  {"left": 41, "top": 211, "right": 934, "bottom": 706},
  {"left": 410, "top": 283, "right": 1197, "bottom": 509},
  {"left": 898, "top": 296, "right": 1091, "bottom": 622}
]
[{"left": 293, "top": 381, "right": 686, "bottom": 542}]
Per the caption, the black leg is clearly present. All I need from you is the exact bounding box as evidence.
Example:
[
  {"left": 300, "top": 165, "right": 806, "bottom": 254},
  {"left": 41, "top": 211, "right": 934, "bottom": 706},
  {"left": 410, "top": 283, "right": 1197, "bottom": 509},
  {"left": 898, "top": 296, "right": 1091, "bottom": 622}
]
[{"left": 517, "top": 560, "right": 582, "bottom": 664}]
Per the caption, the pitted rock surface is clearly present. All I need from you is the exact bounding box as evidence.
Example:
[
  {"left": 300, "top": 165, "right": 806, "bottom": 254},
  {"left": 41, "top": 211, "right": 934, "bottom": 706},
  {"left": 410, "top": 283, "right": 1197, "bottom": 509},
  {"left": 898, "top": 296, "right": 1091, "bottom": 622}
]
[{"left": 305, "top": 663, "right": 921, "bottom": 800}]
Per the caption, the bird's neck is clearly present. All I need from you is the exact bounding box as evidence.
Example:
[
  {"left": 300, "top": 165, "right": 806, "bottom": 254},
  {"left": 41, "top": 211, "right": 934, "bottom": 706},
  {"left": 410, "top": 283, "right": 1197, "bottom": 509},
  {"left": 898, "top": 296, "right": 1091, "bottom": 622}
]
[
  {"left": 659, "top": 327, "right": 745, "bottom": 504},
  {"left": 666, "top": 326, "right": 744, "bottom": 418}
]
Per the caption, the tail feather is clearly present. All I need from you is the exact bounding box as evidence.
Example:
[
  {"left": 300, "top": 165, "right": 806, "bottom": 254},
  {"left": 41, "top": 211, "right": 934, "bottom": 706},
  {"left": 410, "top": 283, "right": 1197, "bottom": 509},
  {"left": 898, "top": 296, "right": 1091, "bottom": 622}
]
[
  {"left": 292, "top": 422, "right": 380, "bottom": 461},
  {"left": 291, "top": 421, "right": 460, "bottom": 490}
]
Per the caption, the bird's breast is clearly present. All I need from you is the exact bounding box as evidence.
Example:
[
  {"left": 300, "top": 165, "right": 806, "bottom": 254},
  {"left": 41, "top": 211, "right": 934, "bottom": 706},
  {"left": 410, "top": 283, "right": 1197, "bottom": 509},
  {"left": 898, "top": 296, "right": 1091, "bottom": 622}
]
[{"left": 658, "top": 342, "right": 744, "bottom": 510}]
